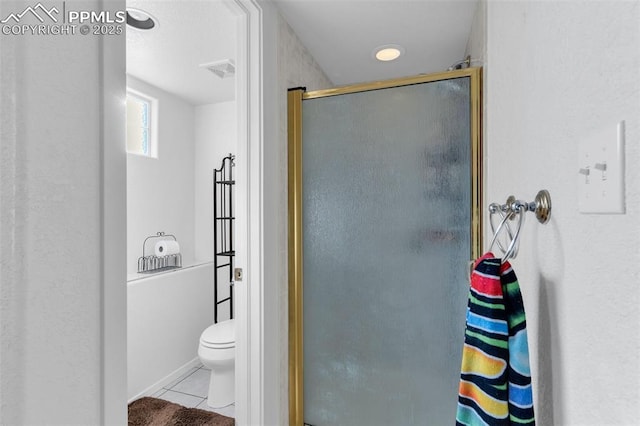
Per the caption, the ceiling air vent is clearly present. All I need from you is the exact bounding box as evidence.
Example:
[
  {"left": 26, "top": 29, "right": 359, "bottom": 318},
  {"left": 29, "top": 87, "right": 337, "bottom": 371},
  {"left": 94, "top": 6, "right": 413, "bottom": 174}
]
[{"left": 200, "top": 59, "right": 235, "bottom": 79}]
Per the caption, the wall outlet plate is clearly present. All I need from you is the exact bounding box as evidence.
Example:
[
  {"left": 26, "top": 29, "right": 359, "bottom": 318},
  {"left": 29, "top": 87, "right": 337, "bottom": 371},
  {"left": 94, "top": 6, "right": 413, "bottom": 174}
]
[{"left": 578, "top": 121, "right": 625, "bottom": 214}]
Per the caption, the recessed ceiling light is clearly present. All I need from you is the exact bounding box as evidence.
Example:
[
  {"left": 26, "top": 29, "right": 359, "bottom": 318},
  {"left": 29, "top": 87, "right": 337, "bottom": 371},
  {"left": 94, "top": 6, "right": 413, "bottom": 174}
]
[
  {"left": 373, "top": 44, "right": 404, "bottom": 62},
  {"left": 126, "top": 8, "right": 157, "bottom": 30}
]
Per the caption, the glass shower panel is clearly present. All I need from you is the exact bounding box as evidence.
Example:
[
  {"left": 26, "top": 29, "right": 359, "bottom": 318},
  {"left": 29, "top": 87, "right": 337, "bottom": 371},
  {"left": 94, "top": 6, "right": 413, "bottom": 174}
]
[{"left": 302, "top": 78, "right": 471, "bottom": 425}]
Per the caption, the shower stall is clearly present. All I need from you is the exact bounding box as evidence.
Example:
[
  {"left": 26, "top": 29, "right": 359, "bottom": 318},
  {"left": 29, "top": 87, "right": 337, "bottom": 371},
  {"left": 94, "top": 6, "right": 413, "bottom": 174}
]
[{"left": 288, "top": 68, "right": 482, "bottom": 425}]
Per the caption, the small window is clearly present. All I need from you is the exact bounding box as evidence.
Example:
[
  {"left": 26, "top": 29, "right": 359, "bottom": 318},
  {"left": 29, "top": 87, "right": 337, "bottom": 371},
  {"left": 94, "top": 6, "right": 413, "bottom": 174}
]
[{"left": 126, "top": 90, "right": 157, "bottom": 157}]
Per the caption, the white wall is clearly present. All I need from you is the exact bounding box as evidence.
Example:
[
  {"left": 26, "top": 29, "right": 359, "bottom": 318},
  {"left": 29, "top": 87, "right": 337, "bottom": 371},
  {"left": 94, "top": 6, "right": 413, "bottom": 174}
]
[
  {"left": 465, "top": 0, "right": 489, "bottom": 239},
  {"left": 0, "top": 1, "right": 126, "bottom": 424},
  {"left": 464, "top": 1, "right": 485, "bottom": 68},
  {"left": 276, "top": 11, "right": 333, "bottom": 422},
  {"left": 126, "top": 76, "right": 196, "bottom": 274},
  {"left": 476, "top": 1, "right": 640, "bottom": 423},
  {"left": 127, "top": 264, "right": 215, "bottom": 400},
  {"left": 194, "top": 101, "right": 237, "bottom": 322},
  {"left": 194, "top": 101, "right": 237, "bottom": 262}
]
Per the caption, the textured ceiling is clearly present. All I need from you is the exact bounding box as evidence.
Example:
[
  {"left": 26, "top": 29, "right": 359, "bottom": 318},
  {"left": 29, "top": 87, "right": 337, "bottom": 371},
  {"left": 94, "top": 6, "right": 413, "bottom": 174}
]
[
  {"left": 126, "top": 0, "right": 236, "bottom": 106},
  {"left": 274, "top": 0, "right": 479, "bottom": 86},
  {"left": 125, "top": 0, "right": 478, "bottom": 104}
]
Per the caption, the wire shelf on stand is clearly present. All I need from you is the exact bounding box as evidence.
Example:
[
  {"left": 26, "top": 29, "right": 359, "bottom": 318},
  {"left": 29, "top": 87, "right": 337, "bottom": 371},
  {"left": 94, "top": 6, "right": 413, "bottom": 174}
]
[{"left": 214, "top": 154, "right": 235, "bottom": 323}]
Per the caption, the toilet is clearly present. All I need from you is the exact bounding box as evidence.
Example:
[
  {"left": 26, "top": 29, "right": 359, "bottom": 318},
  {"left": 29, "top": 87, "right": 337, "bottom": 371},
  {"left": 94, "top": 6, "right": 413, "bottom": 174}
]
[{"left": 198, "top": 319, "right": 235, "bottom": 408}]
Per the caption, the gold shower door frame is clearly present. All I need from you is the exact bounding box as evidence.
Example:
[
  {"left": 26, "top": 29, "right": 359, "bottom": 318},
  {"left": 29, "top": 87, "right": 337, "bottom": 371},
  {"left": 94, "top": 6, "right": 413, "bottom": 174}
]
[{"left": 287, "top": 68, "right": 483, "bottom": 426}]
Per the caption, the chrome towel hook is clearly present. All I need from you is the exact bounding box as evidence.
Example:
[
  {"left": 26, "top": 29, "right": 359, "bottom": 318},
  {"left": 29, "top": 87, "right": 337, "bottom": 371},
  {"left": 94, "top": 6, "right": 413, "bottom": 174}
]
[
  {"left": 533, "top": 189, "right": 552, "bottom": 224},
  {"left": 487, "top": 190, "right": 552, "bottom": 262}
]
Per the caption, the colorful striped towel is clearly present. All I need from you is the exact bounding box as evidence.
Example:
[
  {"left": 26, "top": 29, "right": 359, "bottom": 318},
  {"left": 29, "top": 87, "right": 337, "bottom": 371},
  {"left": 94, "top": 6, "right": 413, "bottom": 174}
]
[{"left": 456, "top": 252, "right": 535, "bottom": 425}]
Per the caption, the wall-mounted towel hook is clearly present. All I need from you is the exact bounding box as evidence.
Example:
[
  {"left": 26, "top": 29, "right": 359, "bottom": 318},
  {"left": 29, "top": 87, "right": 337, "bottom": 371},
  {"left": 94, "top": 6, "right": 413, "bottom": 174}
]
[
  {"left": 532, "top": 189, "right": 552, "bottom": 224},
  {"left": 498, "top": 190, "right": 551, "bottom": 224},
  {"left": 486, "top": 190, "right": 552, "bottom": 263}
]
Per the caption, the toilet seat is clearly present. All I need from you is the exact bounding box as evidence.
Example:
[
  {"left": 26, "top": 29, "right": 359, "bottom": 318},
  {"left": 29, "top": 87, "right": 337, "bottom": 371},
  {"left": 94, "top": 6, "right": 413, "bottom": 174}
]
[
  {"left": 200, "top": 340, "right": 234, "bottom": 350},
  {"left": 200, "top": 319, "right": 235, "bottom": 349}
]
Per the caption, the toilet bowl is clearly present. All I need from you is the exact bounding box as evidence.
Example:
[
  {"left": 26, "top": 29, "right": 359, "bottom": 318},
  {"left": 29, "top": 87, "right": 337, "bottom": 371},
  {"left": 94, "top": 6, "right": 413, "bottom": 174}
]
[{"left": 198, "top": 319, "right": 235, "bottom": 408}]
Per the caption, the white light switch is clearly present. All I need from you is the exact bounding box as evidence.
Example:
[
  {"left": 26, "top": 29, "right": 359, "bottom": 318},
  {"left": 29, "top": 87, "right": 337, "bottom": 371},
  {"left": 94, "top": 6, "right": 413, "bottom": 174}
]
[{"left": 578, "top": 121, "right": 625, "bottom": 214}]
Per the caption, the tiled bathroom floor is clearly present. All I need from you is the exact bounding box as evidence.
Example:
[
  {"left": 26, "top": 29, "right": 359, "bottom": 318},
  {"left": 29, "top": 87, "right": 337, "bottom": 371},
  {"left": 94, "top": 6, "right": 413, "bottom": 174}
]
[{"left": 149, "top": 363, "right": 235, "bottom": 419}]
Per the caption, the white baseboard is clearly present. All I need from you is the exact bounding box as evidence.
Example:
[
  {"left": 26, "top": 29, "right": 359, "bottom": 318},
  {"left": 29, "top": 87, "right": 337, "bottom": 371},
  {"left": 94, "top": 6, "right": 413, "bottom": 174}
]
[{"left": 128, "top": 357, "right": 202, "bottom": 403}]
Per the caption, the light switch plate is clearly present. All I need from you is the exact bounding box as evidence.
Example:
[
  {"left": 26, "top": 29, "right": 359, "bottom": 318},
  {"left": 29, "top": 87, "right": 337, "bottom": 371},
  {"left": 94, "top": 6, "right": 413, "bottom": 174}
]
[{"left": 578, "top": 121, "right": 625, "bottom": 214}]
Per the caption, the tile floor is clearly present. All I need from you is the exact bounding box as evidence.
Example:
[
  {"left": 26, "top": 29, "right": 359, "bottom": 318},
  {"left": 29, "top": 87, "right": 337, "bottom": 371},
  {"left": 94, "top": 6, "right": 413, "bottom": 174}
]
[{"left": 149, "top": 363, "right": 235, "bottom": 419}]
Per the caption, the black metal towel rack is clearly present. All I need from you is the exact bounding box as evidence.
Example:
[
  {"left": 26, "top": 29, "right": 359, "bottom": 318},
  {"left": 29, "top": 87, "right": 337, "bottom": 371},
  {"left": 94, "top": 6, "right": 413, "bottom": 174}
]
[{"left": 214, "top": 154, "right": 235, "bottom": 323}]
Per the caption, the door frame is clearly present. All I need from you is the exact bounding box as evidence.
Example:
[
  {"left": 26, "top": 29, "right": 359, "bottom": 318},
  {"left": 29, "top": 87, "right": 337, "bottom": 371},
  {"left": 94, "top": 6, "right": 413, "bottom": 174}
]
[
  {"left": 223, "top": 1, "right": 264, "bottom": 424},
  {"left": 287, "top": 68, "right": 483, "bottom": 425}
]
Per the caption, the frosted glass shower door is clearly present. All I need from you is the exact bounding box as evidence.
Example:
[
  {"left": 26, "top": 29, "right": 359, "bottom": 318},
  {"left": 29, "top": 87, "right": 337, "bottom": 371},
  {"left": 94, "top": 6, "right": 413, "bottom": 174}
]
[{"left": 288, "top": 70, "right": 481, "bottom": 426}]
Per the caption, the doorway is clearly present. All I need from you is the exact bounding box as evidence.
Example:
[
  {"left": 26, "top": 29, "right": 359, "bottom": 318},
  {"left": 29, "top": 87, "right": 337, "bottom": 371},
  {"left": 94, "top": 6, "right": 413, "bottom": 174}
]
[
  {"left": 125, "top": 0, "right": 238, "bottom": 414},
  {"left": 288, "top": 68, "right": 482, "bottom": 425},
  {"left": 104, "top": 0, "right": 267, "bottom": 424}
]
